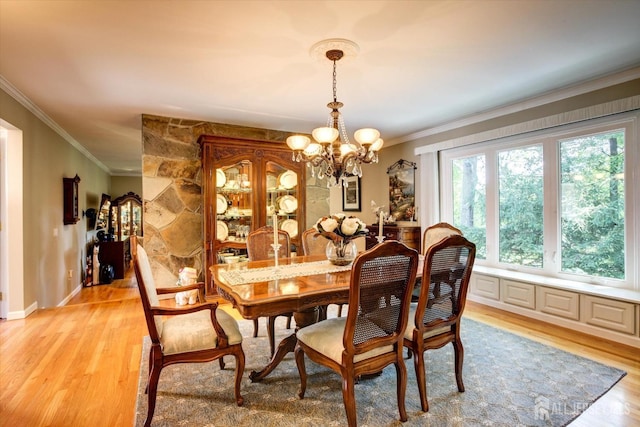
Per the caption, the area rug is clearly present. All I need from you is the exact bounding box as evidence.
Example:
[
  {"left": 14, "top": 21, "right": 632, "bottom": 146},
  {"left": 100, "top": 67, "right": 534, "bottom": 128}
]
[{"left": 134, "top": 310, "right": 625, "bottom": 426}]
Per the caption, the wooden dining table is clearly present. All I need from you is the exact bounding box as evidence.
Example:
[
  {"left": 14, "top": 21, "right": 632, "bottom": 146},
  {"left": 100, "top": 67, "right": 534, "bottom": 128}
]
[
  {"left": 211, "top": 253, "right": 425, "bottom": 382},
  {"left": 211, "top": 254, "right": 353, "bottom": 381}
]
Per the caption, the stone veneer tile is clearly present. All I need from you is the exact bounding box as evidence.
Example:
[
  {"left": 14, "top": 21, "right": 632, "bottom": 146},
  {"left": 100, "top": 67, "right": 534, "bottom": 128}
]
[
  {"left": 159, "top": 211, "right": 202, "bottom": 257},
  {"left": 143, "top": 176, "right": 173, "bottom": 201},
  {"left": 157, "top": 159, "right": 201, "bottom": 179},
  {"left": 143, "top": 132, "right": 199, "bottom": 159},
  {"left": 154, "top": 186, "right": 183, "bottom": 215},
  {"left": 142, "top": 155, "right": 163, "bottom": 176},
  {"left": 174, "top": 179, "right": 202, "bottom": 212},
  {"left": 145, "top": 200, "right": 177, "bottom": 230}
]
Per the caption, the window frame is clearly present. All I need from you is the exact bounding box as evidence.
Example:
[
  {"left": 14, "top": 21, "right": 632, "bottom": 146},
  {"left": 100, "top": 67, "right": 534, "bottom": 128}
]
[{"left": 439, "top": 112, "right": 638, "bottom": 290}]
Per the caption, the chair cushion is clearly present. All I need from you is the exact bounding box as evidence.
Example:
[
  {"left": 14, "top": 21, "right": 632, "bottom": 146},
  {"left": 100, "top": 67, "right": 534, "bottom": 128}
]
[
  {"left": 297, "top": 317, "right": 394, "bottom": 364},
  {"left": 161, "top": 308, "right": 242, "bottom": 355},
  {"left": 424, "top": 228, "right": 461, "bottom": 252},
  {"left": 403, "top": 303, "right": 451, "bottom": 342}
]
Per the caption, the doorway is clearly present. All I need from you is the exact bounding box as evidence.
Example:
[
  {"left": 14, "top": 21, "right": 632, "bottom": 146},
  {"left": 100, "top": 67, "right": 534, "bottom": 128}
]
[{"left": 0, "top": 120, "right": 25, "bottom": 320}]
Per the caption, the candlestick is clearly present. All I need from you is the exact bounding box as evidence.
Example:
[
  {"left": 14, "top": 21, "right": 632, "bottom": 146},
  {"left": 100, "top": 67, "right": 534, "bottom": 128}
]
[
  {"left": 270, "top": 243, "right": 281, "bottom": 272},
  {"left": 272, "top": 214, "right": 278, "bottom": 245},
  {"left": 378, "top": 211, "right": 384, "bottom": 238}
]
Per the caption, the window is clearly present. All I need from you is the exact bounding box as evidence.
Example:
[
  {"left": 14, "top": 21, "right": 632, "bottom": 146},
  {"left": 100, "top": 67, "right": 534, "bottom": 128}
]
[
  {"left": 559, "top": 130, "right": 625, "bottom": 279},
  {"left": 440, "top": 113, "right": 638, "bottom": 290},
  {"left": 451, "top": 155, "right": 486, "bottom": 258},
  {"left": 498, "top": 145, "right": 544, "bottom": 267}
]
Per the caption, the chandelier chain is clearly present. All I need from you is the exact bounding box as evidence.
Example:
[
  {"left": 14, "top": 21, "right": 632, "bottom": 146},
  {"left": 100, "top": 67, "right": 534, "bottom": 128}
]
[{"left": 332, "top": 59, "right": 338, "bottom": 103}]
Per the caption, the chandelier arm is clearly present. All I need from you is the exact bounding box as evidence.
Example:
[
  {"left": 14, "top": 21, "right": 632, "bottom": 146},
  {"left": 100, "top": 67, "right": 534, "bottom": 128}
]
[{"left": 303, "top": 153, "right": 329, "bottom": 167}]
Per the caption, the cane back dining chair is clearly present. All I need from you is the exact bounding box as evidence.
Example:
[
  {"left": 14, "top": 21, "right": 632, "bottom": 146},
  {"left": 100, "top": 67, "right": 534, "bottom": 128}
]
[
  {"left": 422, "top": 222, "right": 463, "bottom": 254},
  {"left": 412, "top": 222, "right": 464, "bottom": 302},
  {"left": 295, "top": 240, "right": 419, "bottom": 427},
  {"left": 403, "top": 234, "right": 476, "bottom": 412},
  {"left": 301, "top": 227, "right": 346, "bottom": 318},
  {"left": 246, "top": 226, "right": 294, "bottom": 356},
  {"left": 133, "top": 243, "right": 245, "bottom": 427}
]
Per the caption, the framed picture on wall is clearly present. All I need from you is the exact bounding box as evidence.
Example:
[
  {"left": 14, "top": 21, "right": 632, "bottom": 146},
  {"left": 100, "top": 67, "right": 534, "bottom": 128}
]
[
  {"left": 342, "top": 175, "right": 361, "bottom": 211},
  {"left": 387, "top": 159, "right": 417, "bottom": 221}
]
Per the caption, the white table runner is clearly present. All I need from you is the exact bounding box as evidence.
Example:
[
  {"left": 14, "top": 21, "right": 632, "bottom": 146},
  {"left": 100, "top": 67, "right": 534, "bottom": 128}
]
[{"left": 219, "top": 260, "right": 352, "bottom": 286}]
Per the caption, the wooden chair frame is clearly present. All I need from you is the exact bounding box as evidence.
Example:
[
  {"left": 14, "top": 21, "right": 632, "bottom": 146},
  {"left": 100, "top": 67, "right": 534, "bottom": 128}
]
[
  {"left": 246, "top": 226, "right": 293, "bottom": 355},
  {"left": 295, "top": 241, "right": 419, "bottom": 426},
  {"left": 301, "top": 227, "right": 345, "bottom": 318},
  {"left": 133, "top": 244, "right": 245, "bottom": 427},
  {"left": 404, "top": 234, "right": 476, "bottom": 412}
]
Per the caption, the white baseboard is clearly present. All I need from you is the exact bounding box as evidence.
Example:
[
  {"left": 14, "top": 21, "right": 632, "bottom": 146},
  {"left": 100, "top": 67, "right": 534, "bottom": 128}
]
[
  {"left": 7, "top": 300, "right": 38, "bottom": 320},
  {"left": 58, "top": 284, "right": 83, "bottom": 307}
]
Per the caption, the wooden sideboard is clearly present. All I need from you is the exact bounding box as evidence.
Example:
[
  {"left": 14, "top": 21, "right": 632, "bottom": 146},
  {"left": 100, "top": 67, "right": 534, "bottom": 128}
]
[
  {"left": 365, "top": 224, "right": 421, "bottom": 251},
  {"left": 98, "top": 239, "right": 130, "bottom": 280}
]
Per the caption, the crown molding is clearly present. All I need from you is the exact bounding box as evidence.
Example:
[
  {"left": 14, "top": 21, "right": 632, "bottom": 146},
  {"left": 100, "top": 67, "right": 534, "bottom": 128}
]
[
  {"left": 0, "top": 75, "right": 111, "bottom": 174},
  {"left": 394, "top": 66, "right": 640, "bottom": 145}
]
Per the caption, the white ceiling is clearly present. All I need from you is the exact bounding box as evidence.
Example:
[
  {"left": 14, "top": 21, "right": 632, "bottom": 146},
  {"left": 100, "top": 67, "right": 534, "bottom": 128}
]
[{"left": 1, "top": 0, "right": 640, "bottom": 175}]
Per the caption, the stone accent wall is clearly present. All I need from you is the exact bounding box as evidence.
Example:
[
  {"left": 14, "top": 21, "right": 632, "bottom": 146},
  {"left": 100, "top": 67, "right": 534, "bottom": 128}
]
[{"left": 140, "top": 114, "right": 328, "bottom": 286}]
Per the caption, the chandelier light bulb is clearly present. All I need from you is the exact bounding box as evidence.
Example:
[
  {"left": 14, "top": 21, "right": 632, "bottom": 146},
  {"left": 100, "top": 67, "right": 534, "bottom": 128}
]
[
  {"left": 312, "top": 127, "right": 339, "bottom": 144},
  {"left": 370, "top": 138, "right": 384, "bottom": 151},
  {"left": 354, "top": 128, "right": 380, "bottom": 145},
  {"left": 286, "top": 135, "right": 311, "bottom": 151},
  {"left": 340, "top": 143, "right": 357, "bottom": 157}
]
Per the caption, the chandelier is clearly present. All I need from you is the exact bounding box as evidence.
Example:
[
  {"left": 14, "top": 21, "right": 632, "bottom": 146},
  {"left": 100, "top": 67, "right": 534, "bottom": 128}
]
[{"left": 286, "top": 39, "right": 383, "bottom": 187}]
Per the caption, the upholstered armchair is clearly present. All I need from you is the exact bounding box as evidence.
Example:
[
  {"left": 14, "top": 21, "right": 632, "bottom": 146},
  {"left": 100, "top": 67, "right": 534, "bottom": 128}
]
[{"left": 133, "top": 243, "right": 245, "bottom": 427}]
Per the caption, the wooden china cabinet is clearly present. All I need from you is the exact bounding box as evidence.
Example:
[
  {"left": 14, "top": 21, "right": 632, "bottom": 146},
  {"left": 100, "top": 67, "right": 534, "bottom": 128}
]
[
  {"left": 110, "top": 192, "right": 143, "bottom": 241},
  {"left": 98, "top": 192, "right": 142, "bottom": 280},
  {"left": 199, "top": 135, "right": 306, "bottom": 293}
]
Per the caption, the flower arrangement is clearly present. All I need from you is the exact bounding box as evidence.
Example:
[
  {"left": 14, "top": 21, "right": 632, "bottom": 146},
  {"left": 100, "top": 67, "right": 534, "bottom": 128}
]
[{"left": 313, "top": 213, "right": 369, "bottom": 243}]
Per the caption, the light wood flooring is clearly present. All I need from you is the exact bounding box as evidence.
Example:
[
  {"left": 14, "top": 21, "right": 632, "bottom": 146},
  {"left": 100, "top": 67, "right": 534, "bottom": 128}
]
[{"left": 1, "top": 270, "right": 638, "bottom": 426}]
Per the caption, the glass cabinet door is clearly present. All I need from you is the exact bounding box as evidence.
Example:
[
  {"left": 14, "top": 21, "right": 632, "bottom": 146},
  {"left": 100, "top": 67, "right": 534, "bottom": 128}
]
[
  {"left": 216, "top": 160, "right": 253, "bottom": 247},
  {"left": 110, "top": 205, "right": 119, "bottom": 238},
  {"left": 120, "top": 200, "right": 131, "bottom": 239},
  {"left": 132, "top": 203, "right": 142, "bottom": 236},
  {"left": 266, "top": 161, "right": 299, "bottom": 245}
]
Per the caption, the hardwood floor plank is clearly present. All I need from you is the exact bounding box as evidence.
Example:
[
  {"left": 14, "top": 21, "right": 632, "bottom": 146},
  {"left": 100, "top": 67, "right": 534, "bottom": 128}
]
[{"left": 1, "top": 275, "right": 638, "bottom": 426}]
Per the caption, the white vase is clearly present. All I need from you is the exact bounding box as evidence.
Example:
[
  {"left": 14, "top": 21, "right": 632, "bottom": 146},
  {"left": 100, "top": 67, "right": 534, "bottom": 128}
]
[{"left": 326, "top": 239, "right": 357, "bottom": 266}]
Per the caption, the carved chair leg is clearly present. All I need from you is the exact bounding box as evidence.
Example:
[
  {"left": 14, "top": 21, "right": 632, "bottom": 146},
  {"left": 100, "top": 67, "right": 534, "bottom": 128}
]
[
  {"left": 294, "top": 345, "right": 307, "bottom": 399},
  {"left": 395, "top": 359, "right": 409, "bottom": 422},
  {"left": 453, "top": 339, "right": 465, "bottom": 392},
  {"left": 219, "top": 357, "right": 225, "bottom": 370},
  {"left": 145, "top": 348, "right": 163, "bottom": 427},
  {"left": 342, "top": 374, "right": 358, "bottom": 427},
  {"left": 413, "top": 346, "right": 429, "bottom": 412},
  {"left": 233, "top": 349, "right": 245, "bottom": 406},
  {"left": 252, "top": 319, "right": 259, "bottom": 337},
  {"left": 286, "top": 313, "right": 292, "bottom": 329},
  {"left": 318, "top": 305, "right": 328, "bottom": 321}
]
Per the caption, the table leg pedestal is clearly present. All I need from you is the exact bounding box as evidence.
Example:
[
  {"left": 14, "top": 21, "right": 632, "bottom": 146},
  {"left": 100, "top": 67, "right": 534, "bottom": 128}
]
[{"left": 248, "top": 307, "right": 319, "bottom": 382}]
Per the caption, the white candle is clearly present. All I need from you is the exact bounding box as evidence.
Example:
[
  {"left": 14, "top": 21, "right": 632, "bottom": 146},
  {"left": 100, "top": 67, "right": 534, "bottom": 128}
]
[
  {"left": 273, "top": 214, "right": 278, "bottom": 247},
  {"left": 378, "top": 211, "right": 384, "bottom": 238}
]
